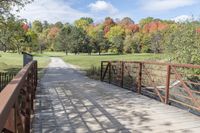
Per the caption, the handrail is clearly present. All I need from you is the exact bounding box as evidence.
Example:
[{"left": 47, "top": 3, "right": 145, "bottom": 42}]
[
  {"left": 0, "top": 60, "right": 37, "bottom": 133},
  {"left": 101, "top": 60, "right": 200, "bottom": 113},
  {"left": 0, "top": 72, "right": 16, "bottom": 91},
  {"left": 101, "top": 60, "right": 200, "bottom": 69}
]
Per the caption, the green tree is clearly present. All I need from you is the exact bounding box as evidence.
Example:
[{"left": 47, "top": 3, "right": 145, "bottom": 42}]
[
  {"left": 141, "top": 34, "right": 151, "bottom": 53},
  {"left": 55, "top": 21, "right": 63, "bottom": 29},
  {"left": 32, "top": 20, "right": 44, "bottom": 53},
  {"left": 74, "top": 17, "right": 93, "bottom": 31},
  {"left": 12, "top": 19, "right": 26, "bottom": 53},
  {"left": 106, "top": 25, "right": 125, "bottom": 54},
  {"left": 25, "top": 30, "right": 38, "bottom": 52},
  {"left": 88, "top": 26, "right": 108, "bottom": 55},
  {"left": 55, "top": 25, "right": 73, "bottom": 55},
  {"left": 150, "top": 31, "right": 164, "bottom": 53},
  {"left": 165, "top": 24, "right": 200, "bottom": 64},
  {"left": 123, "top": 35, "right": 136, "bottom": 53},
  {"left": 0, "top": 0, "right": 33, "bottom": 15},
  {"left": 69, "top": 26, "right": 86, "bottom": 54},
  {"left": 0, "top": 16, "right": 26, "bottom": 53},
  {"left": 32, "top": 20, "right": 43, "bottom": 33},
  {"left": 43, "top": 20, "right": 49, "bottom": 30},
  {"left": 132, "top": 32, "right": 143, "bottom": 53}
]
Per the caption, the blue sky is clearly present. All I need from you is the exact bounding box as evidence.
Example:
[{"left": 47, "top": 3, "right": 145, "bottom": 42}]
[{"left": 16, "top": 0, "right": 200, "bottom": 23}]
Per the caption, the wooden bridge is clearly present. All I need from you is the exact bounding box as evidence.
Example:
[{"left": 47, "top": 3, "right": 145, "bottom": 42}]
[{"left": 0, "top": 58, "right": 200, "bottom": 133}]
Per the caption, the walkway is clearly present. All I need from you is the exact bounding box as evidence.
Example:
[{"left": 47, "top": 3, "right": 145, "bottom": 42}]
[{"left": 32, "top": 58, "right": 200, "bottom": 133}]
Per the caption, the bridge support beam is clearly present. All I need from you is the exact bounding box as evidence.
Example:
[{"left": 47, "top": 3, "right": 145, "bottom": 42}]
[{"left": 165, "top": 65, "right": 171, "bottom": 104}]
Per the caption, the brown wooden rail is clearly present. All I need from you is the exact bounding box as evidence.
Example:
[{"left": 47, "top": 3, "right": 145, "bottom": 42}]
[
  {"left": 0, "top": 61, "right": 37, "bottom": 133},
  {"left": 101, "top": 61, "right": 200, "bottom": 113}
]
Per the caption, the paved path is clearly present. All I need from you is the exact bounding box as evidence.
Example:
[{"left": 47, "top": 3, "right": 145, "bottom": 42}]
[{"left": 32, "top": 58, "right": 200, "bottom": 133}]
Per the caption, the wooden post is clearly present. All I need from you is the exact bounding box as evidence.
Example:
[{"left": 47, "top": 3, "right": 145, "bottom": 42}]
[
  {"left": 137, "top": 63, "right": 142, "bottom": 94},
  {"left": 35, "top": 61, "right": 38, "bottom": 87},
  {"left": 0, "top": 72, "right": 2, "bottom": 91},
  {"left": 121, "top": 61, "right": 124, "bottom": 88},
  {"left": 101, "top": 61, "right": 103, "bottom": 81},
  {"left": 109, "top": 62, "right": 111, "bottom": 84},
  {"left": 165, "top": 65, "right": 171, "bottom": 104}
]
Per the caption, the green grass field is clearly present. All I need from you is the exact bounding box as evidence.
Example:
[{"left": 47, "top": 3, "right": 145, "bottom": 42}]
[
  {"left": 0, "top": 52, "right": 168, "bottom": 74},
  {"left": 61, "top": 53, "right": 168, "bottom": 69},
  {"left": 0, "top": 52, "right": 50, "bottom": 74}
]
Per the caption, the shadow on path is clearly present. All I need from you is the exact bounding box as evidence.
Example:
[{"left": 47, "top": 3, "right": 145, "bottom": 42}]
[{"left": 32, "top": 58, "right": 200, "bottom": 133}]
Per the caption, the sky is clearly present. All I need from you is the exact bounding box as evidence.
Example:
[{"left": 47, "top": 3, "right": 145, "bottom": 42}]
[{"left": 15, "top": 0, "right": 200, "bottom": 23}]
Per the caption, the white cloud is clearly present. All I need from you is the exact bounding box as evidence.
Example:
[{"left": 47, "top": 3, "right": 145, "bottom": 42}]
[
  {"left": 14, "top": 0, "right": 91, "bottom": 23},
  {"left": 141, "top": 0, "right": 197, "bottom": 12},
  {"left": 172, "top": 15, "right": 198, "bottom": 22},
  {"left": 88, "top": 1, "right": 118, "bottom": 14}
]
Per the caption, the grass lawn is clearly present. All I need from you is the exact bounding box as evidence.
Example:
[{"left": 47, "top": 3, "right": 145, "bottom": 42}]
[
  {"left": 0, "top": 52, "right": 50, "bottom": 74},
  {"left": 0, "top": 52, "right": 168, "bottom": 72},
  {"left": 33, "top": 51, "right": 66, "bottom": 57},
  {"left": 61, "top": 53, "right": 168, "bottom": 69}
]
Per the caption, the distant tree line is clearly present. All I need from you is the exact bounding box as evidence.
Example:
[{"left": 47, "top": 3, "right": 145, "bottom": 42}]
[{"left": 0, "top": 1, "right": 200, "bottom": 64}]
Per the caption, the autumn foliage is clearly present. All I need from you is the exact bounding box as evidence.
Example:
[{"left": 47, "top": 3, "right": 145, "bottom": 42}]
[
  {"left": 48, "top": 27, "right": 60, "bottom": 39},
  {"left": 22, "top": 23, "right": 29, "bottom": 32},
  {"left": 196, "top": 27, "right": 200, "bottom": 33},
  {"left": 143, "top": 21, "right": 168, "bottom": 33}
]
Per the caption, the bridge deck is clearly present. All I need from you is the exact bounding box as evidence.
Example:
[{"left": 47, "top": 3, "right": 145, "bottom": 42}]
[{"left": 32, "top": 58, "right": 200, "bottom": 133}]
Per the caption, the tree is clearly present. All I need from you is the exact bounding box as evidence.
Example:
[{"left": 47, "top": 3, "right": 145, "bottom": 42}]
[
  {"left": 165, "top": 24, "right": 200, "bottom": 64},
  {"left": 125, "top": 24, "right": 139, "bottom": 35},
  {"left": 119, "top": 17, "right": 134, "bottom": 27},
  {"left": 32, "top": 20, "right": 43, "bottom": 33},
  {"left": 132, "top": 32, "right": 143, "bottom": 53},
  {"left": 123, "top": 35, "right": 136, "bottom": 53},
  {"left": 32, "top": 20, "right": 43, "bottom": 53},
  {"left": 141, "top": 34, "right": 151, "bottom": 53},
  {"left": 24, "top": 30, "right": 38, "bottom": 52},
  {"left": 112, "top": 35, "right": 124, "bottom": 54},
  {"left": 150, "top": 31, "right": 164, "bottom": 53},
  {"left": 0, "top": 16, "right": 13, "bottom": 52},
  {"left": 55, "top": 25, "right": 72, "bottom": 55},
  {"left": 0, "top": 16, "right": 26, "bottom": 53},
  {"left": 12, "top": 19, "right": 27, "bottom": 53},
  {"left": 43, "top": 20, "right": 49, "bottom": 30},
  {"left": 55, "top": 21, "right": 63, "bottom": 29},
  {"left": 87, "top": 26, "right": 108, "bottom": 55},
  {"left": 103, "top": 17, "right": 115, "bottom": 34},
  {"left": 0, "top": 0, "right": 33, "bottom": 15},
  {"left": 47, "top": 26, "right": 60, "bottom": 51},
  {"left": 74, "top": 17, "right": 93, "bottom": 31},
  {"left": 143, "top": 21, "right": 168, "bottom": 33},
  {"left": 68, "top": 26, "right": 86, "bottom": 54},
  {"left": 82, "top": 35, "right": 93, "bottom": 55},
  {"left": 106, "top": 25, "right": 125, "bottom": 53},
  {"left": 139, "top": 17, "right": 154, "bottom": 28}
]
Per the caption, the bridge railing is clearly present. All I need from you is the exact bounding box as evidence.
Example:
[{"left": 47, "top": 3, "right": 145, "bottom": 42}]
[
  {"left": 101, "top": 61, "right": 200, "bottom": 113},
  {"left": 0, "top": 72, "right": 16, "bottom": 92},
  {"left": 0, "top": 61, "right": 37, "bottom": 133}
]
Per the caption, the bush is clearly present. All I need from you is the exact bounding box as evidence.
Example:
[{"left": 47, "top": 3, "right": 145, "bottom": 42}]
[{"left": 86, "top": 65, "right": 101, "bottom": 80}]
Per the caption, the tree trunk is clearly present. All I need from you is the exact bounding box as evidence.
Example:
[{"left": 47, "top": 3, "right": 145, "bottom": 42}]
[
  {"left": 65, "top": 49, "right": 68, "bottom": 55},
  {"left": 98, "top": 49, "right": 101, "bottom": 55},
  {"left": 3, "top": 46, "right": 7, "bottom": 52},
  {"left": 40, "top": 44, "right": 43, "bottom": 54}
]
